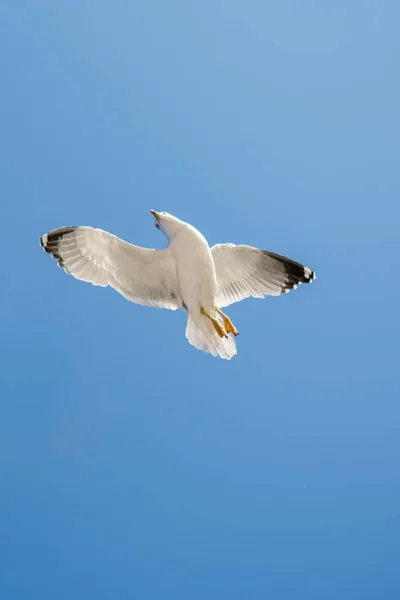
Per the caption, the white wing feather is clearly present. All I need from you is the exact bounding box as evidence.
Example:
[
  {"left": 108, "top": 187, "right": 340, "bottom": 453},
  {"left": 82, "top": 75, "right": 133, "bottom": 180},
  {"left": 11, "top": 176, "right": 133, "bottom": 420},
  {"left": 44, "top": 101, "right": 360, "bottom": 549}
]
[
  {"left": 212, "top": 243, "right": 316, "bottom": 308},
  {"left": 41, "top": 226, "right": 181, "bottom": 310}
]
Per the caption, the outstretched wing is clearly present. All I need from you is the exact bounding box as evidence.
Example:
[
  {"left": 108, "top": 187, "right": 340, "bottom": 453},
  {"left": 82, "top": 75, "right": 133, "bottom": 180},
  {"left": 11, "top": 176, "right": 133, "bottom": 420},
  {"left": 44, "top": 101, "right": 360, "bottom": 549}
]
[
  {"left": 40, "top": 226, "right": 181, "bottom": 310},
  {"left": 212, "top": 243, "right": 316, "bottom": 308}
]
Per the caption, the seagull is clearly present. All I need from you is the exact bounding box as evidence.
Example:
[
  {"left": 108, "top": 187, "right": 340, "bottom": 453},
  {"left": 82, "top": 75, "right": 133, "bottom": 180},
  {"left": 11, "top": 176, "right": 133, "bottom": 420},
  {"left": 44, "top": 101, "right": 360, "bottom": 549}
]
[{"left": 40, "top": 210, "right": 316, "bottom": 359}]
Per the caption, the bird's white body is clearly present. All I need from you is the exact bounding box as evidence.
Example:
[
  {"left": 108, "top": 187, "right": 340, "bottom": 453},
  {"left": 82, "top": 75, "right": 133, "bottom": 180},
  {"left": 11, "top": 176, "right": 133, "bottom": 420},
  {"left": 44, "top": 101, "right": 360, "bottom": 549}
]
[
  {"left": 40, "top": 210, "right": 316, "bottom": 360},
  {"left": 169, "top": 223, "right": 216, "bottom": 314},
  {"left": 165, "top": 219, "right": 237, "bottom": 359}
]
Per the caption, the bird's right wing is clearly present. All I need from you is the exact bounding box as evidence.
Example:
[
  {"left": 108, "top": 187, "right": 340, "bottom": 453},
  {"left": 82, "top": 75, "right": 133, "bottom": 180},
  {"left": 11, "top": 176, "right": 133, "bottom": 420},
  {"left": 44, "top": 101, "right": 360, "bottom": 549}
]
[
  {"left": 41, "top": 226, "right": 181, "bottom": 310},
  {"left": 212, "top": 243, "right": 316, "bottom": 308}
]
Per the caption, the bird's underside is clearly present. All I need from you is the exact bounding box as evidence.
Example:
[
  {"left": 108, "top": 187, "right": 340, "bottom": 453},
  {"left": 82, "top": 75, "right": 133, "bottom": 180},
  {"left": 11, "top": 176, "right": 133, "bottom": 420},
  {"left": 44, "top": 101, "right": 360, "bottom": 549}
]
[{"left": 40, "top": 212, "right": 316, "bottom": 359}]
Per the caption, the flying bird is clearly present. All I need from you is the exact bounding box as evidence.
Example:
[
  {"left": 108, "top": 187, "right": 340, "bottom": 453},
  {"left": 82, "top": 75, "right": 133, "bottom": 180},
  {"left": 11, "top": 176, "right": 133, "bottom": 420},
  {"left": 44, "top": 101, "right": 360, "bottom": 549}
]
[{"left": 40, "top": 210, "right": 316, "bottom": 359}]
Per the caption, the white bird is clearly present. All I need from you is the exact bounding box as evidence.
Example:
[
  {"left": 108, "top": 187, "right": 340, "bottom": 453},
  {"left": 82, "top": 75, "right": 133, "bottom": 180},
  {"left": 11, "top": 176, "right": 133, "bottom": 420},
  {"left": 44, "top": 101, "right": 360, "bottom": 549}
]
[{"left": 40, "top": 210, "right": 316, "bottom": 359}]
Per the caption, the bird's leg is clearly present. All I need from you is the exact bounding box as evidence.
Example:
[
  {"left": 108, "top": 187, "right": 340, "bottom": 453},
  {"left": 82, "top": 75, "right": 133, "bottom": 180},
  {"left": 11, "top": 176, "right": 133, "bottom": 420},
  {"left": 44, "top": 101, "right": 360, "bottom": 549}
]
[
  {"left": 215, "top": 306, "right": 240, "bottom": 336},
  {"left": 200, "top": 307, "right": 227, "bottom": 338}
]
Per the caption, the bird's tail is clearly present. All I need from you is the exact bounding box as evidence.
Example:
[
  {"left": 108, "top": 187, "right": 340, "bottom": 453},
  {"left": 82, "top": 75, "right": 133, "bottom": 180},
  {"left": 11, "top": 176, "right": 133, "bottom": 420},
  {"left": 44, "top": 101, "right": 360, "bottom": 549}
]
[{"left": 185, "top": 310, "right": 237, "bottom": 360}]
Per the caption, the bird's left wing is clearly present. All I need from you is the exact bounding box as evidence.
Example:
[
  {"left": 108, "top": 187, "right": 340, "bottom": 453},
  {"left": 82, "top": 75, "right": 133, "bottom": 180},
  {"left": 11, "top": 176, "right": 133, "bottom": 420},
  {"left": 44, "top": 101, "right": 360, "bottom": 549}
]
[
  {"left": 212, "top": 243, "right": 316, "bottom": 308},
  {"left": 41, "top": 226, "right": 181, "bottom": 309}
]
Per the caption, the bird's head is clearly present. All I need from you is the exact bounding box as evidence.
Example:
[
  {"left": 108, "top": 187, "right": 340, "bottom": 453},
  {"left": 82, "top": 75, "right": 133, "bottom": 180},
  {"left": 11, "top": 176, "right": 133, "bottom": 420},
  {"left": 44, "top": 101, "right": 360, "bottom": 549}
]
[{"left": 150, "top": 210, "right": 185, "bottom": 239}]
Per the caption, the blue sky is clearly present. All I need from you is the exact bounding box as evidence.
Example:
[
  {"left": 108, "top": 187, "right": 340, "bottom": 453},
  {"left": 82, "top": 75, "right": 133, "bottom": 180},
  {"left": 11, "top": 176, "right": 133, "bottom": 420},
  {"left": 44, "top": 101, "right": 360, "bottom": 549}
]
[{"left": 1, "top": 1, "right": 399, "bottom": 598}]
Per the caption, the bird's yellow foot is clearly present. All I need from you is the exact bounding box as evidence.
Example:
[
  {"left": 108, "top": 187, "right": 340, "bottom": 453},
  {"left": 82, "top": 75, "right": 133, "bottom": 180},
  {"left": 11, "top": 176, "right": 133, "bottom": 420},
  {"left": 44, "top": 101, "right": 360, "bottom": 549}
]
[
  {"left": 224, "top": 318, "right": 240, "bottom": 336},
  {"left": 200, "top": 307, "right": 228, "bottom": 338},
  {"left": 215, "top": 307, "right": 239, "bottom": 336}
]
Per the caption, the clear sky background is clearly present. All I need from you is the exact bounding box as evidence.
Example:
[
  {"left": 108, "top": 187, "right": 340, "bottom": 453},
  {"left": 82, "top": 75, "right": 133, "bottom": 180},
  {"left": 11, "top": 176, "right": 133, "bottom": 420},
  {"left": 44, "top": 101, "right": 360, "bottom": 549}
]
[{"left": 1, "top": 1, "right": 399, "bottom": 598}]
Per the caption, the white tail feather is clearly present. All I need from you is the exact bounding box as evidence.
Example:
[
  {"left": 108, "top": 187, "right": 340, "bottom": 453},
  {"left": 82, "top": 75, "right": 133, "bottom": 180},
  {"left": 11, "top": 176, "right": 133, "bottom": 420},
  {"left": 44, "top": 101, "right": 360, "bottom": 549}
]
[{"left": 185, "top": 311, "right": 237, "bottom": 360}]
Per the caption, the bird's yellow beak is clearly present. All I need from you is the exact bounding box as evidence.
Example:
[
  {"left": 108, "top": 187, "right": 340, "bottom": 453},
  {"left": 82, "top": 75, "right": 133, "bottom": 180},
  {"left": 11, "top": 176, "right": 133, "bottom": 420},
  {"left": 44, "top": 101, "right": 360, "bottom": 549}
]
[{"left": 151, "top": 210, "right": 161, "bottom": 229}]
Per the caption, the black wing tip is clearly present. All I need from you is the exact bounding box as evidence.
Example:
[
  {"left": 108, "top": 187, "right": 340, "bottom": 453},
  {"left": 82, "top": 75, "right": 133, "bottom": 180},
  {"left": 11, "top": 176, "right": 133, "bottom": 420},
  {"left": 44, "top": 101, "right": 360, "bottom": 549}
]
[
  {"left": 281, "top": 267, "right": 316, "bottom": 293},
  {"left": 303, "top": 268, "right": 316, "bottom": 283},
  {"left": 40, "top": 226, "right": 78, "bottom": 248},
  {"left": 40, "top": 227, "right": 78, "bottom": 273}
]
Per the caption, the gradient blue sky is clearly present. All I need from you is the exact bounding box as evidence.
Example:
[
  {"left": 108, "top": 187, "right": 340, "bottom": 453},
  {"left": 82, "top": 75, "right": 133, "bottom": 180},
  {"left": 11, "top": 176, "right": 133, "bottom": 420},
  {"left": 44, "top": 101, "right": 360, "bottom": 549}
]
[{"left": 1, "top": 1, "right": 399, "bottom": 598}]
